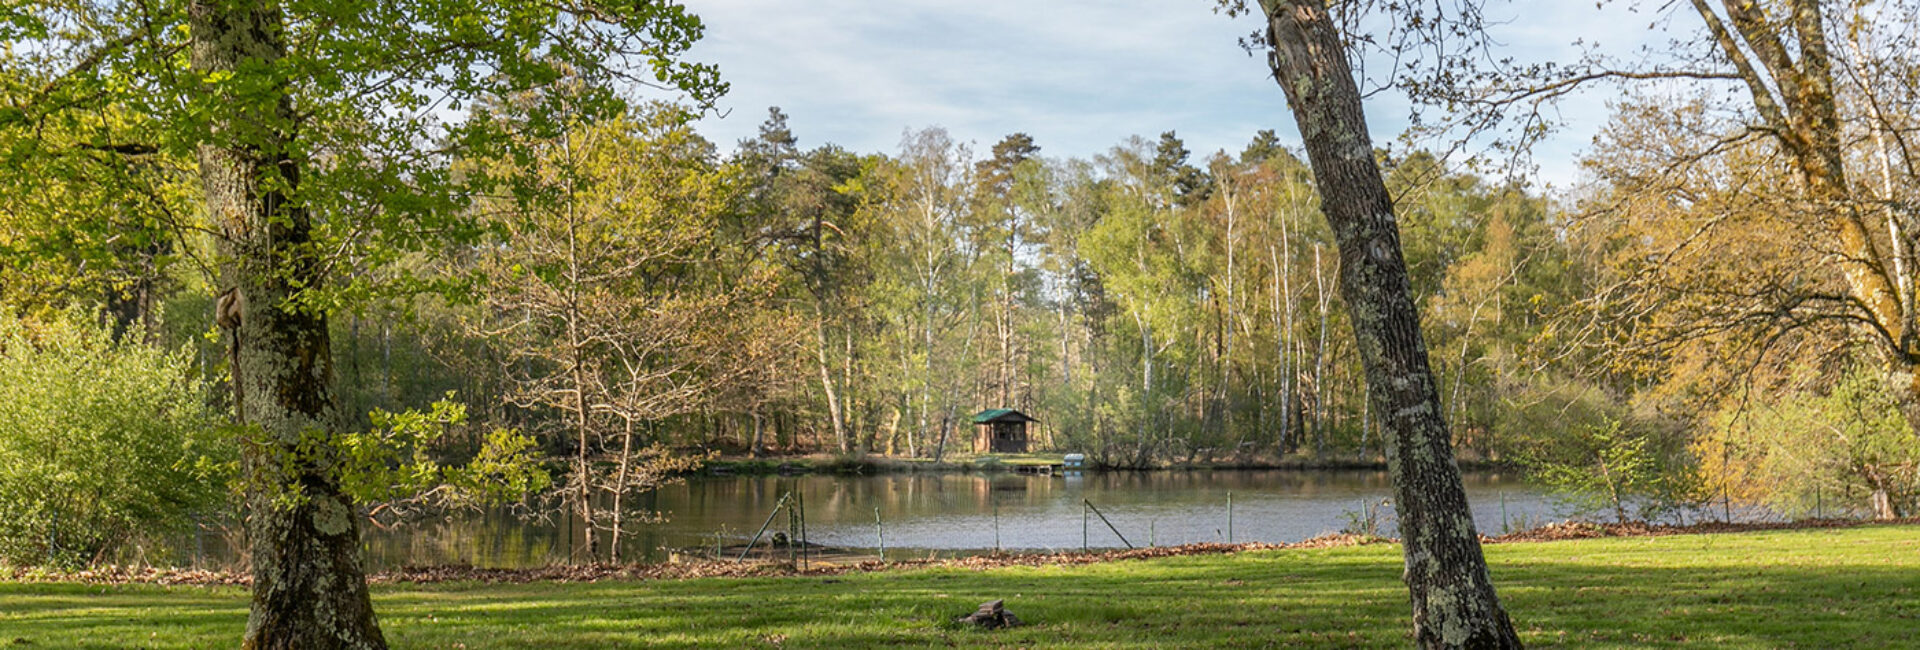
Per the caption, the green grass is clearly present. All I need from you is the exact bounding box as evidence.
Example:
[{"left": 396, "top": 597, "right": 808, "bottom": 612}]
[
  {"left": 969, "top": 451, "right": 1065, "bottom": 467},
  {"left": 5, "top": 526, "right": 1918, "bottom": 648}
]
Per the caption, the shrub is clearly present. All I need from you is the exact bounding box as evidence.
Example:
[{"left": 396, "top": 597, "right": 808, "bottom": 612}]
[
  {"left": 1699, "top": 365, "right": 1920, "bottom": 520},
  {"left": 0, "top": 311, "right": 231, "bottom": 567},
  {"left": 1523, "top": 419, "right": 1673, "bottom": 524}
]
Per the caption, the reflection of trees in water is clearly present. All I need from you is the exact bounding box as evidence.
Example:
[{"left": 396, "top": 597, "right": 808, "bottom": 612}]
[{"left": 175, "top": 471, "right": 1554, "bottom": 569}]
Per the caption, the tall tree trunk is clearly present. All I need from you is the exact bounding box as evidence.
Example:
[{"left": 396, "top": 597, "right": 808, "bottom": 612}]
[
  {"left": 1269, "top": 245, "right": 1286, "bottom": 455},
  {"left": 1259, "top": 1, "right": 1520, "bottom": 647},
  {"left": 1691, "top": 0, "right": 1920, "bottom": 426},
  {"left": 1001, "top": 215, "right": 1020, "bottom": 408},
  {"left": 611, "top": 418, "right": 635, "bottom": 563},
  {"left": 347, "top": 315, "right": 361, "bottom": 397},
  {"left": 749, "top": 410, "right": 765, "bottom": 458},
  {"left": 1450, "top": 295, "right": 1497, "bottom": 453},
  {"left": 846, "top": 330, "right": 864, "bottom": 455},
  {"left": 883, "top": 407, "right": 901, "bottom": 456},
  {"left": 191, "top": 1, "right": 386, "bottom": 647},
  {"left": 1360, "top": 381, "right": 1371, "bottom": 459},
  {"left": 1312, "top": 244, "right": 1330, "bottom": 457},
  {"left": 1058, "top": 301, "right": 1074, "bottom": 386},
  {"left": 814, "top": 306, "right": 848, "bottom": 454},
  {"left": 1136, "top": 308, "right": 1154, "bottom": 395},
  {"left": 562, "top": 164, "right": 598, "bottom": 563},
  {"left": 1274, "top": 192, "right": 1300, "bottom": 456},
  {"left": 932, "top": 307, "right": 983, "bottom": 462},
  {"left": 105, "top": 238, "right": 166, "bottom": 344},
  {"left": 1847, "top": 30, "right": 1913, "bottom": 327},
  {"left": 1223, "top": 180, "right": 1239, "bottom": 450},
  {"left": 568, "top": 321, "right": 595, "bottom": 563}
]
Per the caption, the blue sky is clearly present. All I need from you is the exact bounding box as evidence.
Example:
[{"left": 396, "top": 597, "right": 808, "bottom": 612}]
[{"left": 684, "top": 1, "right": 1677, "bottom": 190}]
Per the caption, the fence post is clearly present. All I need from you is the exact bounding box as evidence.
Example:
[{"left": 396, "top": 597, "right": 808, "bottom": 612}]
[
  {"left": 738, "top": 492, "right": 791, "bottom": 563},
  {"left": 875, "top": 507, "right": 885, "bottom": 562},
  {"left": 1227, "top": 491, "right": 1234, "bottom": 544},
  {"left": 1082, "top": 500, "right": 1089, "bottom": 552},
  {"left": 992, "top": 499, "right": 1001, "bottom": 552},
  {"left": 193, "top": 514, "right": 205, "bottom": 569},
  {"left": 1083, "top": 499, "right": 1135, "bottom": 549}
]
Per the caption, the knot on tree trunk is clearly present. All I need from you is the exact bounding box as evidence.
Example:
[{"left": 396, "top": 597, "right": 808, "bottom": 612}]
[
  {"left": 215, "top": 287, "right": 245, "bottom": 330},
  {"left": 955, "top": 599, "right": 1020, "bottom": 629}
]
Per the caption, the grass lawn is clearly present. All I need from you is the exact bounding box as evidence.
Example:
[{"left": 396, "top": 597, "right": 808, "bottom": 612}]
[
  {"left": 969, "top": 452, "right": 1067, "bottom": 467},
  {"left": 4, "top": 525, "right": 1917, "bottom": 648}
]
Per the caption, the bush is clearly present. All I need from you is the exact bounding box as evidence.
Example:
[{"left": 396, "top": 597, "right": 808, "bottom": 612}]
[
  {"left": 1504, "top": 376, "right": 1698, "bottom": 523},
  {"left": 1523, "top": 419, "right": 1674, "bottom": 524},
  {"left": 0, "top": 311, "right": 230, "bottom": 567},
  {"left": 1699, "top": 365, "right": 1920, "bottom": 520}
]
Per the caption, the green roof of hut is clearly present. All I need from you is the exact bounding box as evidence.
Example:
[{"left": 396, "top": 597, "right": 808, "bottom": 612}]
[{"left": 971, "top": 408, "right": 1037, "bottom": 424}]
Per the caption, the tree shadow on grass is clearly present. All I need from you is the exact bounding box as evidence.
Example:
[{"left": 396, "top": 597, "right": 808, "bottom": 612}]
[{"left": 3, "top": 531, "right": 1917, "bottom": 648}]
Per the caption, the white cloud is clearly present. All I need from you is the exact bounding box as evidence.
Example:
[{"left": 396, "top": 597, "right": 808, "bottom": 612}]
[
  {"left": 686, "top": 0, "right": 1282, "bottom": 159},
  {"left": 680, "top": 0, "right": 1694, "bottom": 189}
]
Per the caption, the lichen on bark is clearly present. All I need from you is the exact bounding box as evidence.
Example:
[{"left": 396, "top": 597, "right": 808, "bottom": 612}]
[
  {"left": 192, "top": 0, "right": 387, "bottom": 646},
  {"left": 1257, "top": 0, "right": 1522, "bottom": 647}
]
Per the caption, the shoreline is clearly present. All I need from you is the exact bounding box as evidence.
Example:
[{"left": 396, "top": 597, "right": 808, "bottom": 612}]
[
  {"left": 699, "top": 454, "right": 1519, "bottom": 476},
  {"left": 12, "top": 517, "right": 1908, "bottom": 587}
]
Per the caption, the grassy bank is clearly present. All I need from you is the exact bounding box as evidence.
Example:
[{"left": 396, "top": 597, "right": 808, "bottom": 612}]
[{"left": 5, "top": 525, "right": 1917, "bottom": 648}]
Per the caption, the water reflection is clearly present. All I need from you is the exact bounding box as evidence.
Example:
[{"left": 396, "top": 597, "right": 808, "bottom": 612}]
[{"left": 188, "top": 470, "right": 1557, "bottom": 569}]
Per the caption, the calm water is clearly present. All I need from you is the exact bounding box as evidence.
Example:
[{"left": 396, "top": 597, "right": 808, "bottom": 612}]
[{"left": 308, "top": 470, "right": 1554, "bottom": 570}]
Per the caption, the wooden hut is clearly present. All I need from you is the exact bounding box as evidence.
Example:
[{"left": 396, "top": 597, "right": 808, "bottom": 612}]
[{"left": 971, "top": 408, "right": 1037, "bottom": 454}]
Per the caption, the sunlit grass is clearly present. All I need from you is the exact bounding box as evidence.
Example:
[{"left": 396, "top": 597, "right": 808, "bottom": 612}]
[
  {"left": 3, "top": 525, "right": 1916, "bottom": 648},
  {"left": 967, "top": 451, "right": 1068, "bottom": 466}
]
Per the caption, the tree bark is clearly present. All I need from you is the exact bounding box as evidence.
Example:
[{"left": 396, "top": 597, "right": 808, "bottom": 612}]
[
  {"left": 750, "top": 411, "right": 766, "bottom": 458},
  {"left": 563, "top": 177, "right": 597, "bottom": 563},
  {"left": 1259, "top": 1, "right": 1521, "bottom": 647},
  {"left": 1312, "top": 243, "right": 1330, "bottom": 457},
  {"left": 191, "top": 1, "right": 385, "bottom": 647},
  {"left": 814, "top": 305, "right": 849, "bottom": 454},
  {"left": 611, "top": 417, "right": 634, "bottom": 562}
]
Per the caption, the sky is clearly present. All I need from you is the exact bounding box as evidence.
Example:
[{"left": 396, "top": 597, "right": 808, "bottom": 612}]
[{"left": 682, "top": 1, "right": 1682, "bottom": 191}]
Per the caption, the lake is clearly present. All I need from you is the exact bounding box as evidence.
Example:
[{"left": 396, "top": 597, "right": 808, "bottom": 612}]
[{"left": 321, "top": 470, "right": 1556, "bottom": 570}]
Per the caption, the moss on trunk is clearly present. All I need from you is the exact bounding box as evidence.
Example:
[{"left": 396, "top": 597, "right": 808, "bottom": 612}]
[{"left": 191, "top": 0, "right": 386, "bottom": 646}]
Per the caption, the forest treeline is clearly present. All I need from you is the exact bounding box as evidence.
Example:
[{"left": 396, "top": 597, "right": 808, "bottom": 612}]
[
  {"left": 6, "top": 104, "right": 1590, "bottom": 467},
  {"left": 6, "top": 93, "right": 1920, "bottom": 565}
]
